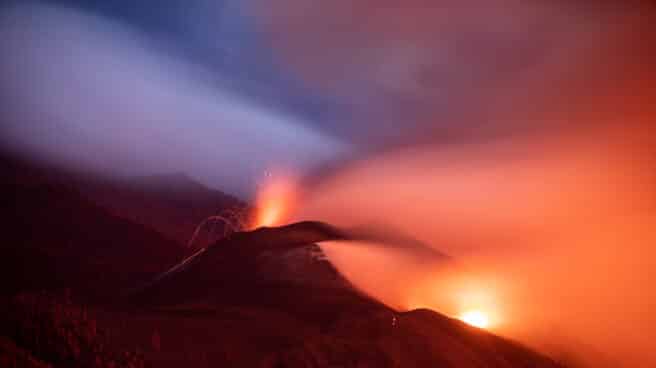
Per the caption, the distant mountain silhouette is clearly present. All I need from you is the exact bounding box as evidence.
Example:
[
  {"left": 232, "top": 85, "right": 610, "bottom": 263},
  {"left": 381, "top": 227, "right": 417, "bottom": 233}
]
[
  {"left": 0, "top": 154, "right": 184, "bottom": 297},
  {"left": 0, "top": 150, "right": 245, "bottom": 248},
  {"left": 75, "top": 171, "right": 246, "bottom": 248}
]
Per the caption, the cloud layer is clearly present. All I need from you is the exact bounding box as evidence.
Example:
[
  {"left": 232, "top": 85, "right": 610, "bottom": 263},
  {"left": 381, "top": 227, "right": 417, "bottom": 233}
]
[{"left": 0, "top": 3, "right": 349, "bottom": 197}]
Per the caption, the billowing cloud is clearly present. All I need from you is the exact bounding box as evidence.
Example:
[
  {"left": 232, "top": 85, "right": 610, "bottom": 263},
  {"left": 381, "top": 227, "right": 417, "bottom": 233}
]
[
  {"left": 299, "top": 123, "right": 656, "bottom": 367},
  {"left": 0, "top": 3, "right": 350, "bottom": 197},
  {"left": 253, "top": 0, "right": 655, "bottom": 145}
]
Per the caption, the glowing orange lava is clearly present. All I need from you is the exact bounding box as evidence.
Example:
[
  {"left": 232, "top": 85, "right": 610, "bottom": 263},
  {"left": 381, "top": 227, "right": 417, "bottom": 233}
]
[
  {"left": 459, "top": 310, "right": 490, "bottom": 329},
  {"left": 252, "top": 171, "right": 297, "bottom": 228},
  {"left": 438, "top": 274, "right": 501, "bottom": 331}
]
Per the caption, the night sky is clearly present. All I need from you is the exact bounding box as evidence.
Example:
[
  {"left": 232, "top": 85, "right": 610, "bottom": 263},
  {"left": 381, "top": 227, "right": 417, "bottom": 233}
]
[
  {"left": 0, "top": 0, "right": 653, "bottom": 196},
  {"left": 1, "top": 2, "right": 655, "bottom": 364}
]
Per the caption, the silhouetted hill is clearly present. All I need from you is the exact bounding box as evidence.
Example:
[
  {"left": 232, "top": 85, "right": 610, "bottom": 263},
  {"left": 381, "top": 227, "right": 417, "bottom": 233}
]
[
  {"left": 80, "top": 173, "right": 246, "bottom": 249},
  {"left": 0, "top": 155, "right": 184, "bottom": 297},
  {"left": 0, "top": 150, "right": 245, "bottom": 249},
  {"left": 120, "top": 223, "right": 560, "bottom": 368},
  {"left": 0, "top": 154, "right": 564, "bottom": 367},
  {"left": 76, "top": 172, "right": 245, "bottom": 248}
]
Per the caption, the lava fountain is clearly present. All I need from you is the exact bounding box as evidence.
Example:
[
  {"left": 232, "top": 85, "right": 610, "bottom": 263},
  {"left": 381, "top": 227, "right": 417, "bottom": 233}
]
[{"left": 251, "top": 170, "right": 299, "bottom": 229}]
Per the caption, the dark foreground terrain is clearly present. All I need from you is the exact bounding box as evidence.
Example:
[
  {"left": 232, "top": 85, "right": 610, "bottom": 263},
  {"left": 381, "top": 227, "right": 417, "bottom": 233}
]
[{"left": 0, "top": 153, "right": 564, "bottom": 367}]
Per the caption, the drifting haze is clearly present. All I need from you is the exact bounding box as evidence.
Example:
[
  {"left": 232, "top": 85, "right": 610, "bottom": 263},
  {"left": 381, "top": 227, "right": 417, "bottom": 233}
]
[
  {"left": 1, "top": 0, "right": 655, "bottom": 366},
  {"left": 271, "top": 2, "right": 655, "bottom": 365},
  {"left": 303, "top": 125, "right": 655, "bottom": 366},
  {"left": 247, "top": 0, "right": 656, "bottom": 365},
  {"left": 254, "top": 0, "right": 655, "bottom": 145},
  {"left": 0, "top": 2, "right": 349, "bottom": 197}
]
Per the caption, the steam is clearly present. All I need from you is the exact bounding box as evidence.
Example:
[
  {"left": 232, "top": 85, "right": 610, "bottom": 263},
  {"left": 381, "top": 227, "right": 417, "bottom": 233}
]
[
  {"left": 2, "top": 1, "right": 655, "bottom": 366},
  {"left": 296, "top": 125, "right": 655, "bottom": 366},
  {"left": 0, "top": 3, "right": 348, "bottom": 197},
  {"left": 254, "top": 1, "right": 656, "bottom": 365}
]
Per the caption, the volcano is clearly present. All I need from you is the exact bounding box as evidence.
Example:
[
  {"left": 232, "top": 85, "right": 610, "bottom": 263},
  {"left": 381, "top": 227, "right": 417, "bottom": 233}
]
[
  {"left": 0, "top": 154, "right": 564, "bottom": 367},
  {"left": 122, "top": 222, "right": 562, "bottom": 367}
]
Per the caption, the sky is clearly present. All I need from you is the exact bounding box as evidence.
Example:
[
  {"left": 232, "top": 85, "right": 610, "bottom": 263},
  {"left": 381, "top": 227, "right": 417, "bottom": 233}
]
[
  {"left": 0, "top": 0, "right": 653, "bottom": 196},
  {"left": 0, "top": 0, "right": 351, "bottom": 197},
  {"left": 0, "top": 1, "right": 654, "bottom": 364}
]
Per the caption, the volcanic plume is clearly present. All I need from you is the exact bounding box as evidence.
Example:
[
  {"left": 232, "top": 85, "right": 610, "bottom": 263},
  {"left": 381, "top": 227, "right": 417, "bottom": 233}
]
[
  {"left": 292, "top": 124, "right": 656, "bottom": 366},
  {"left": 0, "top": 0, "right": 654, "bottom": 366}
]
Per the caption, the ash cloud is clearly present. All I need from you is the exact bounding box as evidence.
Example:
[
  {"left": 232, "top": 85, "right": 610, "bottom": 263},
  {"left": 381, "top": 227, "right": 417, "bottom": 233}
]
[
  {"left": 262, "top": 1, "right": 656, "bottom": 365},
  {"left": 0, "top": 2, "right": 350, "bottom": 198}
]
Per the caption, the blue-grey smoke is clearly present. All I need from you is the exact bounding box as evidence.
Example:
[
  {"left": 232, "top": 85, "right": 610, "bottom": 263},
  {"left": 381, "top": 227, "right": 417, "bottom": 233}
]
[{"left": 0, "top": 2, "right": 350, "bottom": 197}]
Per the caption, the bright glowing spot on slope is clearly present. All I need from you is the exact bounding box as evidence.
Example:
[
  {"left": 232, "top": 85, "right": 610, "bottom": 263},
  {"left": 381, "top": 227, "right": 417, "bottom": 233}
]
[{"left": 459, "top": 310, "right": 490, "bottom": 329}]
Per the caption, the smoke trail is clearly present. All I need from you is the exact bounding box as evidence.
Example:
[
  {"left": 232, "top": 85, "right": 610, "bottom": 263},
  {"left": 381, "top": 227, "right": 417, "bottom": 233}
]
[
  {"left": 0, "top": 2, "right": 349, "bottom": 198},
  {"left": 259, "top": 3, "right": 656, "bottom": 364},
  {"left": 294, "top": 124, "right": 656, "bottom": 366}
]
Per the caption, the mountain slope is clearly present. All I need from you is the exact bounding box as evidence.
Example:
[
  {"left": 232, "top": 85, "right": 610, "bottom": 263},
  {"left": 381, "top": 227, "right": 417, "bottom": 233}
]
[
  {"left": 0, "top": 154, "right": 564, "bottom": 367},
  {"left": 0, "top": 150, "right": 245, "bottom": 248},
  {"left": 76, "top": 172, "right": 245, "bottom": 248},
  {"left": 0, "top": 155, "right": 184, "bottom": 297},
  {"left": 123, "top": 223, "right": 562, "bottom": 368}
]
